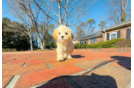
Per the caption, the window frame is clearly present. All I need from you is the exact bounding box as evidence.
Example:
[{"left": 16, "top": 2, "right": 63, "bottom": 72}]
[
  {"left": 92, "top": 38, "right": 97, "bottom": 43},
  {"left": 110, "top": 32, "right": 117, "bottom": 40}
]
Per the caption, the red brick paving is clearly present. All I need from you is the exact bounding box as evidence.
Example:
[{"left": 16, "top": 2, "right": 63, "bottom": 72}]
[
  {"left": 2, "top": 50, "right": 131, "bottom": 88},
  {"left": 50, "top": 59, "right": 85, "bottom": 68},
  {"left": 2, "top": 75, "right": 13, "bottom": 88},
  {"left": 14, "top": 65, "right": 85, "bottom": 88}
]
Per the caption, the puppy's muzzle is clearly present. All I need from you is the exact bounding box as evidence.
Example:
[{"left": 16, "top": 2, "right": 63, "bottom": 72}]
[{"left": 61, "top": 36, "right": 64, "bottom": 38}]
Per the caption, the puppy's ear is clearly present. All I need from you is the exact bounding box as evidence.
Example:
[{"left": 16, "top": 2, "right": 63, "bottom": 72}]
[
  {"left": 70, "top": 33, "right": 74, "bottom": 40},
  {"left": 53, "top": 29, "right": 58, "bottom": 40}
]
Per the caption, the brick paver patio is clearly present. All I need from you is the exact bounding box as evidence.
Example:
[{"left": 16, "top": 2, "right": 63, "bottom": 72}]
[{"left": 2, "top": 50, "right": 131, "bottom": 88}]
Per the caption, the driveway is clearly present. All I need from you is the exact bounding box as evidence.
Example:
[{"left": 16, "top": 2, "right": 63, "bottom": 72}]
[{"left": 2, "top": 50, "right": 131, "bottom": 88}]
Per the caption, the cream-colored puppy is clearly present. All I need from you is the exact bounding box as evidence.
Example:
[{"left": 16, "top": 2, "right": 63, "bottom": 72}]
[{"left": 53, "top": 25, "right": 74, "bottom": 61}]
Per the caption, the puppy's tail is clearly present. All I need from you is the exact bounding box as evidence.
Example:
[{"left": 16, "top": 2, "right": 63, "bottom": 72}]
[{"left": 72, "top": 41, "right": 80, "bottom": 45}]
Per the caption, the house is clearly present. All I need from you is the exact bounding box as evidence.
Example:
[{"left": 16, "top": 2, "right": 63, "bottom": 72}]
[
  {"left": 79, "top": 19, "right": 131, "bottom": 44},
  {"left": 72, "top": 40, "right": 80, "bottom": 45},
  {"left": 102, "top": 19, "right": 131, "bottom": 41},
  {"left": 79, "top": 31, "right": 102, "bottom": 44}
]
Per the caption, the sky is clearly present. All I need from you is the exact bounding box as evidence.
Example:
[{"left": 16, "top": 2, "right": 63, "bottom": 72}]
[
  {"left": 2, "top": 0, "right": 131, "bottom": 34},
  {"left": 2, "top": 0, "right": 108, "bottom": 32}
]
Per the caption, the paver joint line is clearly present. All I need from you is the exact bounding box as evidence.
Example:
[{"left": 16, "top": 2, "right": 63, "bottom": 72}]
[
  {"left": 46, "top": 63, "right": 53, "bottom": 68},
  {"left": 126, "top": 82, "right": 131, "bottom": 88},
  {"left": 65, "top": 77, "right": 82, "bottom": 88},
  {"left": 5, "top": 74, "right": 21, "bottom": 88},
  {"left": 2, "top": 62, "right": 9, "bottom": 65},
  {"left": 22, "top": 62, "right": 27, "bottom": 67},
  {"left": 70, "top": 69, "right": 91, "bottom": 76}
]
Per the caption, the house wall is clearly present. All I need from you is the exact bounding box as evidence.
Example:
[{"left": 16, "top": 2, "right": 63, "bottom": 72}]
[
  {"left": 83, "top": 25, "right": 131, "bottom": 44},
  {"left": 97, "top": 37, "right": 103, "bottom": 43},
  {"left": 102, "top": 33, "right": 105, "bottom": 41},
  {"left": 102, "top": 25, "right": 131, "bottom": 40},
  {"left": 86, "top": 37, "right": 103, "bottom": 44}
]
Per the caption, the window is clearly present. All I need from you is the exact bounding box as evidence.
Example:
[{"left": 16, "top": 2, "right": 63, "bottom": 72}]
[
  {"left": 80, "top": 40, "right": 86, "bottom": 44},
  {"left": 92, "top": 38, "right": 97, "bottom": 43},
  {"left": 126, "top": 29, "right": 131, "bottom": 39},
  {"left": 110, "top": 32, "right": 117, "bottom": 40}
]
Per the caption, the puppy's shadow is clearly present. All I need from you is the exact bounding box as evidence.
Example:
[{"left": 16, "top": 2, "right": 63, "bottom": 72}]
[
  {"left": 63, "top": 55, "right": 85, "bottom": 61},
  {"left": 72, "top": 55, "right": 85, "bottom": 58}
]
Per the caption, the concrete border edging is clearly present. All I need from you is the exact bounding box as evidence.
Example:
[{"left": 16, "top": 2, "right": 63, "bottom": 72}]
[
  {"left": 75, "top": 47, "right": 131, "bottom": 52},
  {"left": 5, "top": 74, "right": 21, "bottom": 88}
]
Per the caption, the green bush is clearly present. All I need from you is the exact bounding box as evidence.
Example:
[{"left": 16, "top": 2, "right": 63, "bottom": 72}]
[
  {"left": 115, "top": 39, "right": 131, "bottom": 47},
  {"left": 75, "top": 38, "right": 124, "bottom": 48},
  {"left": 75, "top": 44, "right": 81, "bottom": 49},
  {"left": 2, "top": 48, "right": 16, "bottom": 52},
  {"left": 45, "top": 42, "right": 57, "bottom": 49},
  {"left": 80, "top": 43, "right": 88, "bottom": 48}
]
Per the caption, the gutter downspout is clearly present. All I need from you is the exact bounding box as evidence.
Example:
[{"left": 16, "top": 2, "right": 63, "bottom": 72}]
[{"left": 104, "top": 30, "right": 106, "bottom": 41}]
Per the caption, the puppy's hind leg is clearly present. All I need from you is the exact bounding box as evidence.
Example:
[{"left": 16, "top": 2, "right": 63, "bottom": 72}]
[{"left": 67, "top": 52, "right": 72, "bottom": 59}]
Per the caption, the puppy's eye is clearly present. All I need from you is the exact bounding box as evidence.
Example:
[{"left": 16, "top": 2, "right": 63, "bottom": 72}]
[
  {"left": 59, "top": 32, "right": 60, "bottom": 34},
  {"left": 65, "top": 32, "right": 68, "bottom": 35}
]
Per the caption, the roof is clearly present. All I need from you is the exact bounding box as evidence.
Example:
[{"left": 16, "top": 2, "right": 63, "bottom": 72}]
[
  {"left": 79, "top": 31, "right": 102, "bottom": 41},
  {"left": 102, "top": 19, "right": 131, "bottom": 32}
]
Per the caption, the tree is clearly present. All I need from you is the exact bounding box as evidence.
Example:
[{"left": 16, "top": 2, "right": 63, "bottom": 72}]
[
  {"left": 104, "top": 0, "right": 130, "bottom": 24},
  {"left": 2, "top": 18, "right": 31, "bottom": 50},
  {"left": 98, "top": 21, "right": 107, "bottom": 31},
  {"left": 33, "top": 0, "right": 98, "bottom": 26},
  {"left": 6, "top": 0, "right": 53, "bottom": 50},
  {"left": 74, "top": 19, "right": 96, "bottom": 40},
  {"left": 87, "top": 19, "right": 96, "bottom": 35},
  {"left": 74, "top": 22, "right": 87, "bottom": 40}
]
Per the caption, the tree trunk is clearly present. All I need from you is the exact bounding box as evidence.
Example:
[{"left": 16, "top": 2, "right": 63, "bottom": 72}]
[
  {"left": 30, "top": 39, "right": 33, "bottom": 51},
  {"left": 40, "top": 42, "right": 44, "bottom": 50},
  {"left": 58, "top": 0, "right": 62, "bottom": 25},
  {"left": 39, "top": 38, "right": 44, "bottom": 50},
  {"left": 35, "top": 32, "right": 44, "bottom": 50},
  {"left": 29, "top": 36, "right": 33, "bottom": 51},
  {"left": 43, "top": 40, "right": 45, "bottom": 49}
]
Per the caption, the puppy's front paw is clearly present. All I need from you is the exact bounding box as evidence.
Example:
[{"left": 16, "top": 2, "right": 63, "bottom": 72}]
[
  {"left": 57, "top": 56, "right": 64, "bottom": 62},
  {"left": 57, "top": 59, "right": 64, "bottom": 62},
  {"left": 63, "top": 54, "right": 67, "bottom": 58},
  {"left": 67, "top": 56, "right": 72, "bottom": 59}
]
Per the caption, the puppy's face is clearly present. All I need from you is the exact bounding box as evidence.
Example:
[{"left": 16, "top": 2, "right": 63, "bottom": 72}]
[{"left": 53, "top": 25, "right": 73, "bottom": 42}]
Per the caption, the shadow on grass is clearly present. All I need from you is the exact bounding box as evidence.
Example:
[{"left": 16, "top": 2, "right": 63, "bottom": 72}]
[{"left": 37, "top": 73, "right": 117, "bottom": 88}]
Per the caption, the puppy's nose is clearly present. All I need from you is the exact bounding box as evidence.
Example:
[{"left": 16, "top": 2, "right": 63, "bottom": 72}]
[{"left": 61, "top": 36, "right": 64, "bottom": 38}]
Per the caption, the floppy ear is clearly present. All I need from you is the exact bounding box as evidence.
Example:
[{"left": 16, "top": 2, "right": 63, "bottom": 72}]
[
  {"left": 53, "top": 29, "right": 58, "bottom": 40},
  {"left": 70, "top": 33, "right": 74, "bottom": 40}
]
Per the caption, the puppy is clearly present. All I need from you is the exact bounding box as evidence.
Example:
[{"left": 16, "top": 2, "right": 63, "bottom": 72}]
[{"left": 53, "top": 25, "right": 74, "bottom": 61}]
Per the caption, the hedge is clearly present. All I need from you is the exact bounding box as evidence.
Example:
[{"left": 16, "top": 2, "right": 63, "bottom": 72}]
[
  {"left": 75, "top": 38, "right": 125, "bottom": 49},
  {"left": 45, "top": 42, "right": 57, "bottom": 49},
  {"left": 115, "top": 39, "right": 131, "bottom": 47},
  {"left": 2, "top": 48, "right": 17, "bottom": 52}
]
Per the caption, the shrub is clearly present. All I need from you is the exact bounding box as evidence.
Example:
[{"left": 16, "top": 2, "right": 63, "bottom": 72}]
[
  {"left": 80, "top": 43, "right": 88, "bottom": 48},
  {"left": 2, "top": 48, "right": 16, "bottom": 52},
  {"left": 115, "top": 39, "right": 131, "bottom": 47},
  {"left": 75, "top": 38, "right": 124, "bottom": 48},
  {"left": 75, "top": 44, "right": 81, "bottom": 48},
  {"left": 45, "top": 42, "right": 57, "bottom": 49}
]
